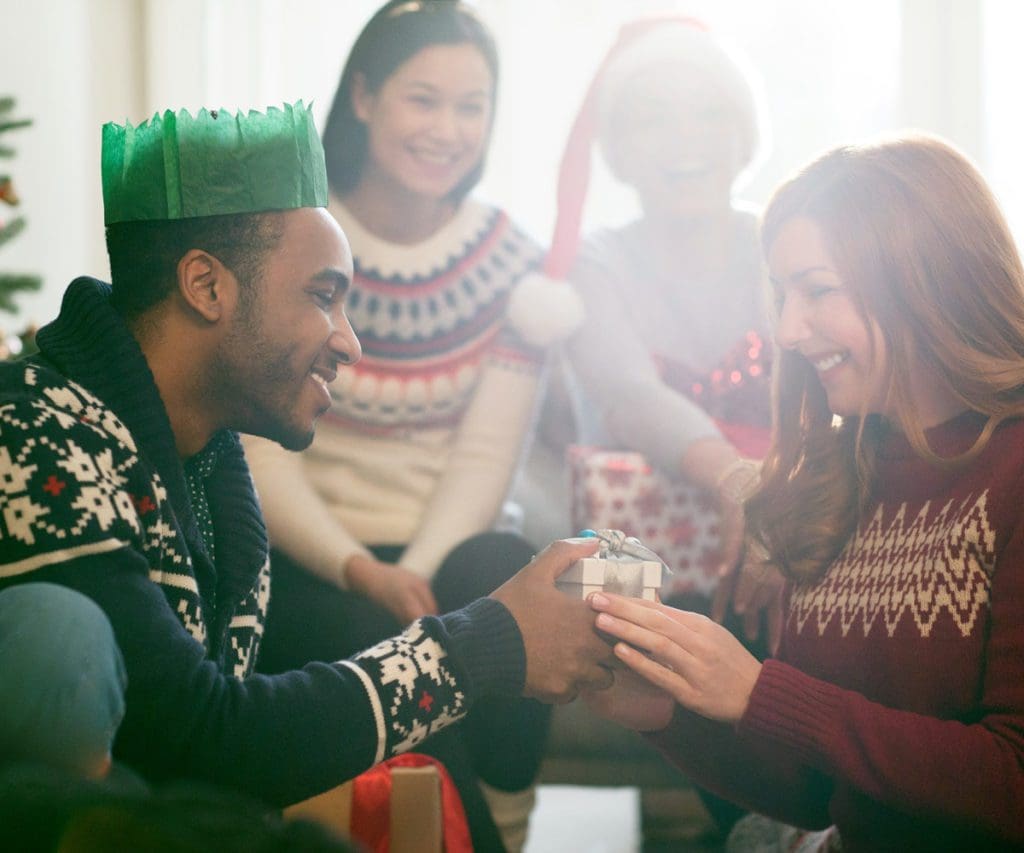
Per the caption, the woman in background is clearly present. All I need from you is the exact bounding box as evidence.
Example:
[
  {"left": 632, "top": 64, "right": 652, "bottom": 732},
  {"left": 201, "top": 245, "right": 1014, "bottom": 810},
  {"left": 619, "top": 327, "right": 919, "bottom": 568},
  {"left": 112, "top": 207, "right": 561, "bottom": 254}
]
[
  {"left": 245, "top": 2, "right": 579, "bottom": 849},
  {"left": 586, "top": 134, "right": 1024, "bottom": 850},
  {"left": 507, "top": 18, "right": 778, "bottom": 840},
  {"left": 520, "top": 17, "right": 778, "bottom": 641}
]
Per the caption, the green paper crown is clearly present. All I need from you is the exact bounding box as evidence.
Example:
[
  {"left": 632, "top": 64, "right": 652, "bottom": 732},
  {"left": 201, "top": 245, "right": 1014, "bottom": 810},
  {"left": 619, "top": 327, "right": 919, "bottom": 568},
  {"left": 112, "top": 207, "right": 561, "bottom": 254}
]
[{"left": 101, "top": 101, "right": 327, "bottom": 225}]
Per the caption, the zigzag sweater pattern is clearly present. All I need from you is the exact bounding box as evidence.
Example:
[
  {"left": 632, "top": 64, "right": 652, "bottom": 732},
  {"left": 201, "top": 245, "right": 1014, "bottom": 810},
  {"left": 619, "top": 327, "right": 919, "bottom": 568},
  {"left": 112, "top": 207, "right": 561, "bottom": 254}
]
[{"left": 648, "top": 412, "right": 1024, "bottom": 850}]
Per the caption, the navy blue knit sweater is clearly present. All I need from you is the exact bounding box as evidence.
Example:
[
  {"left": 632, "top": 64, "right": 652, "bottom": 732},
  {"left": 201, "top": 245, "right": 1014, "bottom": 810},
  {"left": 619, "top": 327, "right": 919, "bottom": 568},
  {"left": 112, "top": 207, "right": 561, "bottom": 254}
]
[{"left": 0, "top": 278, "right": 526, "bottom": 806}]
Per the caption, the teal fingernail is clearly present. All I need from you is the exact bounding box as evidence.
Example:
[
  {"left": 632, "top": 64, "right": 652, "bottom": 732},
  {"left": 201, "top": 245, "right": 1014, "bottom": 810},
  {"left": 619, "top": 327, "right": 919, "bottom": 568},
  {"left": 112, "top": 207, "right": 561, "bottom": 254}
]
[{"left": 579, "top": 529, "right": 597, "bottom": 538}]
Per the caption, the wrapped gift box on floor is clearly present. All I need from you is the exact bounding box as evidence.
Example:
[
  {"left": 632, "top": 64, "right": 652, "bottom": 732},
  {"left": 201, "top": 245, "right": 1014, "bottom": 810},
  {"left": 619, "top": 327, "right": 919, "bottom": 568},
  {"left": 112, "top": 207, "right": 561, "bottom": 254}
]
[
  {"left": 557, "top": 556, "right": 663, "bottom": 601},
  {"left": 569, "top": 446, "right": 723, "bottom": 598},
  {"left": 284, "top": 755, "right": 470, "bottom": 852}
]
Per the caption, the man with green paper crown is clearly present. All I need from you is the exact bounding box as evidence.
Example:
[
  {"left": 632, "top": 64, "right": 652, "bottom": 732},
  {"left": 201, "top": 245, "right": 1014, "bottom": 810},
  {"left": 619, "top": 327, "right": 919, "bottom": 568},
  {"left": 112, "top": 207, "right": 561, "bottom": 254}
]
[{"left": 0, "top": 102, "right": 614, "bottom": 809}]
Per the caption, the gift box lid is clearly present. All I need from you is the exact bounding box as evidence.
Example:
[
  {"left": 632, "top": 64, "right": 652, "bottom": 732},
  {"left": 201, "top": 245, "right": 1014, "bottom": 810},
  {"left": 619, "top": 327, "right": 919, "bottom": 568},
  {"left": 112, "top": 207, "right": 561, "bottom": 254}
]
[{"left": 559, "top": 557, "right": 662, "bottom": 596}]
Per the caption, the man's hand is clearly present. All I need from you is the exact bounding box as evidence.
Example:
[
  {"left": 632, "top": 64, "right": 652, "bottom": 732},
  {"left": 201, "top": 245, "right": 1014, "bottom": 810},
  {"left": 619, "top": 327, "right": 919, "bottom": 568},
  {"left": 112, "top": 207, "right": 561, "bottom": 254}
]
[
  {"left": 346, "top": 554, "right": 438, "bottom": 626},
  {"left": 490, "top": 538, "right": 616, "bottom": 704}
]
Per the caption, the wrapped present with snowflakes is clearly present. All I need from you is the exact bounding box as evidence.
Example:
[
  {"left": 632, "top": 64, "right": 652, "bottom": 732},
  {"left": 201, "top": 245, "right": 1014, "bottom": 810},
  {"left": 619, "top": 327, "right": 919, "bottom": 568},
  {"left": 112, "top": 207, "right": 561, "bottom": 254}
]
[{"left": 568, "top": 446, "right": 724, "bottom": 599}]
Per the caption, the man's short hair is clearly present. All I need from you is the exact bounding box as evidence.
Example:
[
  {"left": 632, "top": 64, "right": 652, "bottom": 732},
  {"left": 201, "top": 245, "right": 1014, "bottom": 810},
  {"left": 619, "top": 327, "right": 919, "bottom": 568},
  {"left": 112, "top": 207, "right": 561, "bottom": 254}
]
[{"left": 105, "top": 211, "right": 283, "bottom": 320}]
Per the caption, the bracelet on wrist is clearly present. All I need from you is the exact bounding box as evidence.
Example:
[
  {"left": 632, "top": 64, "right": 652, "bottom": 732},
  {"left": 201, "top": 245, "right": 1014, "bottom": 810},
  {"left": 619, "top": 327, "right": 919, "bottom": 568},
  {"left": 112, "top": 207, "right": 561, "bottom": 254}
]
[{"left": 714, "top": 458, "right": 760, "bottom": 502}]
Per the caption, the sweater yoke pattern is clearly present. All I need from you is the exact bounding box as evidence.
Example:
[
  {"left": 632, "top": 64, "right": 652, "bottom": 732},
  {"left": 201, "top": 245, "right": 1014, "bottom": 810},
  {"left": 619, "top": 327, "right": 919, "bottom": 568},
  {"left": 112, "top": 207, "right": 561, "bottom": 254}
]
[
  {"left": 1, "top": 359, "right": 473, "bottom": 762},
  {"left": 325, "top": 205, "right": 543, "bottom": 431},
  {"left": 344, "top": 208, "right": 515, "bottom": 346},
  {"left": 1, "top": 363, "right": 232, "bottom": 658},
  {"left": 789, "top": 491, "right": 995, "bottom": 640},
  {"left": 0, "top": 277, "right": 529, "bottom": 797}
]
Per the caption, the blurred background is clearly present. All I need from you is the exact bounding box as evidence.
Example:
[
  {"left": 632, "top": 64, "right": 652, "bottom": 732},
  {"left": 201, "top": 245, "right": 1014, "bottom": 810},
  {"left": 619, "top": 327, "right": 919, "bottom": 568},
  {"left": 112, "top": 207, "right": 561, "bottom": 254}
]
[{"left": 2, "top": 0, "right": 1021, "bottom": 333}]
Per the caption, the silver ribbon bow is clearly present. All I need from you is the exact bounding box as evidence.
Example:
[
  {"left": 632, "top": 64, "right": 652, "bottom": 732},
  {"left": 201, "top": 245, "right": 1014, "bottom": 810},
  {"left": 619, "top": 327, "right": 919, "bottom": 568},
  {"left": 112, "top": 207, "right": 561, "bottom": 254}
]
[{"left": 588, "top": 529, "right": 668, "bottom": 573}]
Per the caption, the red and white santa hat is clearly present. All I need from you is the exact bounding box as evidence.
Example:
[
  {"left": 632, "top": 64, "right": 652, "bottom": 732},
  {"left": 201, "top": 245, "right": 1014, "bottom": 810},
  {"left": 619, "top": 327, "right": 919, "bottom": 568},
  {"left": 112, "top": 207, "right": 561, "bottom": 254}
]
[{"left": 507, "top": 16, "right": 767, "bottom": 346}]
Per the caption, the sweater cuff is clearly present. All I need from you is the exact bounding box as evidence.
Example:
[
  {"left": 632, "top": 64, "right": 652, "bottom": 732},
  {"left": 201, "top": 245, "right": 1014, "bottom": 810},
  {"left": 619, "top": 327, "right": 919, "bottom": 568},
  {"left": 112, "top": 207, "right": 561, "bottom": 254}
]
[
  {"left": 438, "top": 597, "right": 525, "bottom": 698},
  {"left": 738, "top": 658, "right": 842, "bottom": 770}
]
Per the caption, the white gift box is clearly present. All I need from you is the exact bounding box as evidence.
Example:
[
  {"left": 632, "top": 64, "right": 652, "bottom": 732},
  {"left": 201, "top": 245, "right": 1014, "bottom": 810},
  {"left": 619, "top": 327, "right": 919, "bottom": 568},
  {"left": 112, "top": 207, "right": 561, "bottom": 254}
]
[{"left": 557, "top": 556, "right": 663, "bottom": 601}]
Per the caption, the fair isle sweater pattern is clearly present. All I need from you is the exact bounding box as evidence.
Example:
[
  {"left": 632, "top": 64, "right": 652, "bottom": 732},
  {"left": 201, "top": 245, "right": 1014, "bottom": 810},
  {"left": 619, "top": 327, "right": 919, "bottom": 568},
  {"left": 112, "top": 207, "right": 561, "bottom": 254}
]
[
  {"left": 352, "top": 621, "right": 466, "bottom": 759},
  {"left": 0, "top": 360, "right": 471, "bottom": 757},
  {"left": 324, "top": 202, "right": 544, "bottom": 432},
  {"left": 789, "top": 491, "right": 995, "bottom": 639},
  {"left": 0, "top": 280, "right": 493, "bottom": 781},
  {"left": 648, "top": 413, "right": 1024, "bottom": 850},
  {"left": 0, "top": 360, "right": 258, "bottom": 675}
]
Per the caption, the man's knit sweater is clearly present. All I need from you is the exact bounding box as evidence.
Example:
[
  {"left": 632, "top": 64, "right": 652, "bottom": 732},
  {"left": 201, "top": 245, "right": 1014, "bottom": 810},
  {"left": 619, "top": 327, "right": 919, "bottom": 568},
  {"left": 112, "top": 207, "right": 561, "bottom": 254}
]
[
  {"left": 246, "top": 197, "right": 545, "bottom": 583},
  {"left": 649, "top": 412, "right": 1024, "bottom": 850},
  {"left": 0, "top": 278, "right": 526, "bottom": 806}
]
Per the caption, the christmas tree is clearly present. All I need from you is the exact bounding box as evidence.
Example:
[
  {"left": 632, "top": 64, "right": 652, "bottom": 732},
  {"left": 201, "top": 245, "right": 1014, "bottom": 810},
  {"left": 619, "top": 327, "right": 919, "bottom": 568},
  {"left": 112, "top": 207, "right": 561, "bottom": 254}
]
[{"left": 0, "top": 96, "right": 41, "bottom": 357}]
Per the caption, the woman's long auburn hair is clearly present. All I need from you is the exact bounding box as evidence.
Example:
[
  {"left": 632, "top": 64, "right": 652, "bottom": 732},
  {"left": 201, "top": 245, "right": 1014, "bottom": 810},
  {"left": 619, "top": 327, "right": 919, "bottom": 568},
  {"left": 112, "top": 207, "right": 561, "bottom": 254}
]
[{"left": 746, "top": 134, "right": 1024, "bottom": 582}]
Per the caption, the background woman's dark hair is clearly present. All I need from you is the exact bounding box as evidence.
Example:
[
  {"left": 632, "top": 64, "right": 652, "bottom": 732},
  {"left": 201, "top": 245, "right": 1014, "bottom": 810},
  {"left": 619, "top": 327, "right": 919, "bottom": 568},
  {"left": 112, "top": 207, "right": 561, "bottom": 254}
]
[{"left": 322, "top": 0, "right": 499, "bottom": 202}]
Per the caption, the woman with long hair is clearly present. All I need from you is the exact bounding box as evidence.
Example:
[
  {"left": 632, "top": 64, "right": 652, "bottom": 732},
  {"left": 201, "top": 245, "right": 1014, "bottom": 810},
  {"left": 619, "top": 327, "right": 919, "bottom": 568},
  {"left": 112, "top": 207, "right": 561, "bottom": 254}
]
[
  {"left": 582, "top": 134, "right": 1024, "bottom": 850},
  {"left": 244, "top": 3, "right": 577, "bottom": 849},
  {"left": 518, "top": 16, "right": 776, "bottom": 635}
]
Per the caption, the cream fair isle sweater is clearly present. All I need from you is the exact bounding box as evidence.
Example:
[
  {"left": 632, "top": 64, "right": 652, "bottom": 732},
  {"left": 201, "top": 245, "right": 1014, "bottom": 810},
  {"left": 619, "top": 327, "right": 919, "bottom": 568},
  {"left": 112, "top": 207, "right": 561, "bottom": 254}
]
[{"left": 246, "top": 197, "right": 544, "bottom": 584}]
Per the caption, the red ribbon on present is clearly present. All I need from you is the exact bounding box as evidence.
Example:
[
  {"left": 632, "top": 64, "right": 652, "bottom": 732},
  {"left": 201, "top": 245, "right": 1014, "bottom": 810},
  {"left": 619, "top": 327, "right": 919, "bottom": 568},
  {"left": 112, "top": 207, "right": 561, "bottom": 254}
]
[{"left": 349, "top": 753, "right": 473, "bottom": 853}]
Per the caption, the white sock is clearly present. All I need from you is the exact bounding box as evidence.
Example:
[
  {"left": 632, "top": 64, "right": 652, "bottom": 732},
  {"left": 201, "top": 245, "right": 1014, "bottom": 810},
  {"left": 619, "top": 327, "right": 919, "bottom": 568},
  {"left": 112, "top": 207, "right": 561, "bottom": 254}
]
[{"left": 480, "top": 781, "right": 537, "bottom": 853}]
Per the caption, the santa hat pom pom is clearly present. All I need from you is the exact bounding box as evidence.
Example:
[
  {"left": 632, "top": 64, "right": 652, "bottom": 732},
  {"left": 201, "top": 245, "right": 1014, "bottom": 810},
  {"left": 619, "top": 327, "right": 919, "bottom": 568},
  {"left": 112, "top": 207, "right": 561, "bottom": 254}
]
[{"left": 506, "top": 272, "right": 586, "bottom": 348}]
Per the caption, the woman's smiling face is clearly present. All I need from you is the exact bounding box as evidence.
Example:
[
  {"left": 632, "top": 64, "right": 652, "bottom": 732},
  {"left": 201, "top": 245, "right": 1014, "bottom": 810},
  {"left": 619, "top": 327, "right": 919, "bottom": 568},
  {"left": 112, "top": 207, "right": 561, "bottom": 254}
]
[
  {"left": 352, "top": 41, "right": 494, "bottom": 201},
  {"left": 601, "top": 66, "right": 744, "bottom": 219},
  {"left": 769, "top": 216, "right": 890, "bottom": 418}
]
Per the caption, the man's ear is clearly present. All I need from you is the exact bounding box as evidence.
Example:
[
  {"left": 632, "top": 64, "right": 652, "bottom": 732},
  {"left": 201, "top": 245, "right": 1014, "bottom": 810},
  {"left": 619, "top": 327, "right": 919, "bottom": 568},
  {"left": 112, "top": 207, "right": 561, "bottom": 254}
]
[
  {"left": 176, "top": 249, "right": 236, "bottom": 323},
  {"left": 350, "top": 72, "right": 374, "bottom": 124}
]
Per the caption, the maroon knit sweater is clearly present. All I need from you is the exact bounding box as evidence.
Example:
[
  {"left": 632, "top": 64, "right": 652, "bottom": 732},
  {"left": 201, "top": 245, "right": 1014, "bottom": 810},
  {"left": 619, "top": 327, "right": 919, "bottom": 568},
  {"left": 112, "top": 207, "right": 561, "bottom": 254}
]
[{"left": 648, "top": 411, "right": 1024, "bottom": 851}]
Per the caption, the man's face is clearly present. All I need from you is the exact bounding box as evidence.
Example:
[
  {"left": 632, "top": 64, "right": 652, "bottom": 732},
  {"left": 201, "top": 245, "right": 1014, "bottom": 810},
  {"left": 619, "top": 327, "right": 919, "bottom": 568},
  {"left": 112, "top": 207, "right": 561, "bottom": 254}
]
[{"left": 216, "top": 207, "right": 359, "bottom": 450}]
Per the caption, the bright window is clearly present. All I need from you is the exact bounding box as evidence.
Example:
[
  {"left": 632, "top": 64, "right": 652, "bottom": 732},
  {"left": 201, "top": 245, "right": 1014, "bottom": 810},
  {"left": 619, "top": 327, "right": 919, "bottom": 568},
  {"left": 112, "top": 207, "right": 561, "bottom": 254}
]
[{"left": 6, "top": 0, "right": 1021, "bottom": 332}]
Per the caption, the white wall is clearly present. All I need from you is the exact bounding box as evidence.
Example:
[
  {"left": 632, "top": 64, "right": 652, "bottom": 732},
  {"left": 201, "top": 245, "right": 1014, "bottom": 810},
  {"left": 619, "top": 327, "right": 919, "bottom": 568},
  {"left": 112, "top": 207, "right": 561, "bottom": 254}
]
[
  {"left": 0, "top": 0, "right": 376, "bottom": 334},
  {"left": 1, "top": 0, "right": 1019, "bottom": 335},
  {"left": 1, "top": 0, "right": 143, "bottom": 332}
]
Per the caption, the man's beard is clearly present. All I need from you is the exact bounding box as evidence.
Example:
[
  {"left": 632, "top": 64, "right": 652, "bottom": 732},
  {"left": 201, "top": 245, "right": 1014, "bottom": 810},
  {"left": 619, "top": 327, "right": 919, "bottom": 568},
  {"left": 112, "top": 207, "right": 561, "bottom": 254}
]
[
  {"left": 215, "top": 299, "right": 315, "bottom": 450},
  {"left": 234, "top": 347, "right": 313, "bottom": 451},
  {"left": 271, "top": 420, "right": 316, "bottom": 452}
]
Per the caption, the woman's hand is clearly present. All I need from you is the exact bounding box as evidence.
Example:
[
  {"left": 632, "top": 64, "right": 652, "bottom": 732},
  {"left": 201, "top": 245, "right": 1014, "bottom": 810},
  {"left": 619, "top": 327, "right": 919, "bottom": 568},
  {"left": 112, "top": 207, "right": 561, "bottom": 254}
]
[
  {"left": 589, "top": 593, "right": 763, "bottom": 724},
  {"left": 672, "top": 440, "right": 760, "bottom": 597},
  {"left": 712, "top": 547, "right": 786, "bottom": 654},
  {"left": 676, "top": 444, "right": 784, "bottom": 652},
  {"left": 346, "top": 554, "right": 439, "bottom": 625},
  {"left": 711, "top": 456, "right": 761, "bottom": 579}
]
